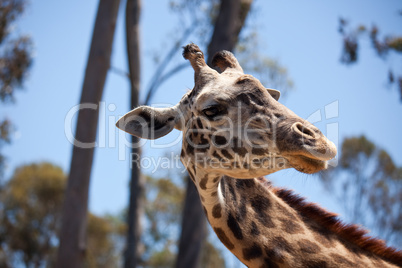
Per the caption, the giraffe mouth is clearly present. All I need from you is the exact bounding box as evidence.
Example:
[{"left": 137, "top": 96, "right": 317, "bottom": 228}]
[
  {"left": 288, "top": 155, "right": 328, "bottom": 174},
  {"left": 278, "top": 135, "right": 336, "bottom": 174}
]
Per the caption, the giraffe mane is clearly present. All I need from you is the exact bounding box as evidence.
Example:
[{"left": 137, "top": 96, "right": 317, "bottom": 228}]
[{"left": 269, "top": 185, "right": 402, "bottom": 266}]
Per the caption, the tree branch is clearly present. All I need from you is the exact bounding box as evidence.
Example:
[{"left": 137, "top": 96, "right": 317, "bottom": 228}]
[{"left": 143, "top": 20, "right": 196, "bottom": 105}]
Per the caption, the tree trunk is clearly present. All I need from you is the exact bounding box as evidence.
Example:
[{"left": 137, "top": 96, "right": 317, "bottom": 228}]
[
  {"left": 56, "top": 0, "right": 120, "bottom": 267},
  {"left": 176, "top": 177, "right": 207, "bottom": 268},
  {"left": 124, "top": 0, "right": 144, "bottom": 268},
  {"left": 207, "top": 0, "right": 252, "bottom": 66},
  {"left": 176, "top": 1, "right": 253, "bottom": 267}
]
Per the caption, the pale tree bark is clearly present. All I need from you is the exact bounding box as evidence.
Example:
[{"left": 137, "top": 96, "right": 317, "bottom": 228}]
[
  {"left": 176, "top": 1, "right": 253, "bottom": 267},
  {"left": 124, "top": 0, "right": 144, "bottom": 268},
  {"left": 56, "top": 0, "right": 120, "bottom": 267},
  {"left": 176, "top": 176, "right": 206, "bottom": 268}
]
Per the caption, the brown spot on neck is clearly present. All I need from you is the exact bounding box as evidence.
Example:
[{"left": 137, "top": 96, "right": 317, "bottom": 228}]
[{"left": 214, "top": 227, "right": 234, "bottom": 250}]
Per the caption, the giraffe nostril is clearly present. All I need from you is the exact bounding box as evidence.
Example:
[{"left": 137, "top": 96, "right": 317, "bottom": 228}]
[{"left": 293, "top": 122, "right": 316, "bottom": 139}]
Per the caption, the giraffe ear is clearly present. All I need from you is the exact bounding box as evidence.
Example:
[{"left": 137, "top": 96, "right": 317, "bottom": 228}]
[
  {"left": 267, "top": 88, "right": 280, "bottom": 101},
  {"left": 116, "top": 105, "right": 182, "bottom": 139}
]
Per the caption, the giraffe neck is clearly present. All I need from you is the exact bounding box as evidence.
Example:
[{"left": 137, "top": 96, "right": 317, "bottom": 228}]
[{"left": 191, "top": 171, "right": 400, "bottom": 267}]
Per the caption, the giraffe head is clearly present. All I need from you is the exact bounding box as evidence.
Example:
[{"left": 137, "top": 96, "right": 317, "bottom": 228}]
[{"left": 117, "top": 44, "right": 336, "bottom": 177}]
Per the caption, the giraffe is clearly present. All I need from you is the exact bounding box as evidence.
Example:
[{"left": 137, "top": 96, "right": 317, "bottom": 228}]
[{"left": 116, "top": 43, "right": 402, "bottom": 267}]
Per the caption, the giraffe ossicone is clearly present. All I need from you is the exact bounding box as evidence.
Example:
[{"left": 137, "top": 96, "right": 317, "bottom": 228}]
[{"left": 117, "top": 43, "right": 402, "bottom": 267}]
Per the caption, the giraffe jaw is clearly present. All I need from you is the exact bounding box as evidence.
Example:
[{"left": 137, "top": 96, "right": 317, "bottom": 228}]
[{"left": 286, "top": 155, "right": 328, "bottom": 174}]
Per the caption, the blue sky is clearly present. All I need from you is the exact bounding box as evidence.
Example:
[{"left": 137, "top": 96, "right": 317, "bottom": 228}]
[{"left": 2, "top": 0, "right": 402, "bottom": 244}]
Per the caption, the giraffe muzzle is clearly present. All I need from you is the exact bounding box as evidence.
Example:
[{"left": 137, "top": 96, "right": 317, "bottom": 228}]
[
  {"left": 276, "top": 120, "right": 337, "bottom": 173},
  {"left": 292, "top": 121, "right": 337, "bottom": 161}
]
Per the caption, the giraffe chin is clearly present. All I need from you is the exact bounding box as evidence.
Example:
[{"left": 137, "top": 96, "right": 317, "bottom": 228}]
[{"left": 289, "top": 155, "right": 328, "bottom": 174}]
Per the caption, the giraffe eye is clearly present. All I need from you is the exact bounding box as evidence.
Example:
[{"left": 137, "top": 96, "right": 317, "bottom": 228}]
[{"left": 203, "top": 106, "right": 225, "bottom": 119}]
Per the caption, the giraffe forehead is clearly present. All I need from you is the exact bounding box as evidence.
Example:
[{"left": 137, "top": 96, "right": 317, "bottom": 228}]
[
  {"left": 183, "top": 71, "right": 264, "bottom": 104},
  {"left": 193, "top": 80, "right": 268, "bottom": 108},
  {"left": 235, "top": 74, "right": 261, "bottom": 86}
]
